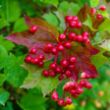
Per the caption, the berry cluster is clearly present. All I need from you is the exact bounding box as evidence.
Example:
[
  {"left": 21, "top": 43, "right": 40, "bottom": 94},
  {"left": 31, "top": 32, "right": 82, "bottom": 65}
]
[
  {"left": 24, "top": 5, "right": 105, "bottom": 107},
  {"left": 25, "top": 48, "right": 45, "bottom": 67},
  {"left": 90, "top": 5, "right": 106, "bottom": 20}
]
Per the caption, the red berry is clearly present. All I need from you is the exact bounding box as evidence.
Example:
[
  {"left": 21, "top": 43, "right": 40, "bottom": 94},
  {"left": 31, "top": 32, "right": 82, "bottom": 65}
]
[
  {"left": 29, "top": 25, "right": 38, "bottom": 33},
  {"left": 82, "top": 32, "right": 89, "bottom": 37},
  {"left": 68, "top": 32, "right": 76, "bottom": 41},
  {"left": 50, "top": 62, "right": 57, "bottom": 70},
  {"left": 55, "top": 66, "right": 62, "bottom": 73},
  {"left": 69, "top": 56, "right": 77, "bottom": 64},
  {"left": 76, "top": 35, "right": 83, "bottom": 42},
  {"left": 38, "top": 54, "right": 45, "bottom": 61},
  {"left": 42, "top": 70, "right": 49, "bottom": 77},
  {"left": 52, "top": 47, "right": 58, "bottom": 55},
  {"left": 60, "top": 59, "right": 69, "bottom": 68},
  {"left": 58, "top": 99, "right": 65, "bottom": 106},
  {"left": 69, "top": 21, "right": 77, "bottom": 28},
  {"left": 29, "top": 48, "right": 37, "bottom": 54},
  {"left": 59, "top": 34, "right": 66, "bottom": 41},
  {"left": 65, "top": 70, "right": 72, "bottom": 78},
  {"left": 76, "top": 21, "right": 82, "bottom": 28},
  {"left": 90, "top": 8, "right": 96, "bottom": 15},
  {"left": 76, "top": 87, "right": 84, "bottom": 94},
  {"left": 64, "top": 42, "right": 72, "bottom": 49},
  {"left": 65, "top": 97, "right": 72, "bottom": 105},
  {"left": 49, "top": 71, "right": 56, "bottom": 77},
  {"left": 69, "top": 64, "right": 75, "bottom": 70},
  {"left": 72, "top": 16, "right": 79, "bottom": 21},
  {"left": 96, "top": 14, "right": 103, "bottom": 20},
  {"left": 38, "top": 61, "right": 44, "bottom": 67},
  {"left": 57, "top": 44, "right": 64, "bottom": 51},
  {"left": 32, "top": 58, "right": 39, "bottom": 64},
  {"left": 99, "top": 5, "right": 106, "bottom": 11},
  {"left": 65, "top": 16, "right": 73, "bottom": 23},
  {"left": 51, "top": 91, "right": 59, "bottom": 101},
  {"left": 44, "top": 43, "right": 53, "bottom": 53},
  {"left": 25, "top": 55, "right": 32, "bottom": 63},
  {"left": 85, "top": 82, "right": 92, "bottom": 89}
]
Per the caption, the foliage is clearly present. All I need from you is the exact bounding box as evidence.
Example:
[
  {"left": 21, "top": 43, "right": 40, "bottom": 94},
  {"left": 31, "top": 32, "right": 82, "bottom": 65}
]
[{"left": 0, "top": 0, "right": 110, "bottom": 110}]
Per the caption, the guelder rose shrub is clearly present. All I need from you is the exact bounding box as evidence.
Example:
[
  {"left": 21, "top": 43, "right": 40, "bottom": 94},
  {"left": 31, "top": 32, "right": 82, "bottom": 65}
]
[{"left": 7, "top": 4, "right": 107, "bottom": 106}]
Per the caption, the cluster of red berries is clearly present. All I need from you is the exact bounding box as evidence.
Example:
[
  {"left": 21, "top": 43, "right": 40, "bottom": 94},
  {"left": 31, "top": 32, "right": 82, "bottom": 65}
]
[
  {"left": 25, "top": 48, "right": 45, "bottom": 67},
  {"left": 90, "top": 5, "right": 106, "bottom": 20},
  {"left": 24, "top": 5, "right": 105, "bottom": 106},
  {"left": 51, "top": 80, "right": 92, "bottom": 106}
]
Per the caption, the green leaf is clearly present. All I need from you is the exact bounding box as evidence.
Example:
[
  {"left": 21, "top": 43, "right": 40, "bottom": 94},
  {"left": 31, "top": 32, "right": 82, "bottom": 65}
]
[
  {"left": 98, "top": 18, "right": 110, "bottom": 32},
  {"left": 13, "top": 18, "right": 28, "bottom": 32},
  {"left": 0, "top": 36, "right": 14, "bottom": 51},
  {"left": 89, "top": 0, "right": 99, "bottom": 7},
  {"left": 0, "top": 19, "right": 7, "bottom": 29},
  {"left": 70, "top": 3, "right": 81, "bottom": 15},
  {"left": 44, "top": 0, "right": 59, "bottom": 7},
  {"left": 58, "top": 1, "right": 69, "bottom": 15},
  {"left": 19, "top": 88, "right": 45, "bottom": 110},
  {"left": 43, "top": 13, "right": 59, "bottom": 27},
  {"left": 91, "top": 51, "right": 108, "bottom": 69},
  {"left": 21, "top": 64, "right": 59, "bottom": 96},
  {"left": 0, "top": 74, "right": 6, "bottom": 86},
  {"left": 83, "top": 15, "right": 96, "bottom": 31},
  {"left": 0, "top": 0, "right": 21, "bottom": 23},
  {"left": 0, "top": 88, "right": 10, "bottom": 106}
]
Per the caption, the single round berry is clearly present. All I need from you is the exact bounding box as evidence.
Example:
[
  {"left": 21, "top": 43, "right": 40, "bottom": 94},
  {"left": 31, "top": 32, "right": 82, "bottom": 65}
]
[
  {"left": 96, "top": 14, "right": 103, "bottom": 20},
  {"left": 57, "top": 44, "right": 64, "bottom": 51},
  {"left": 38, "top": 54, "right": 45, "bottom": 61},
  {"left": 69, "top": 21, "right": 77, "bottom": 28},
  {"left": 64, "top": 42, "right": 72, "bottom": 49},
  {"left": 59, "top": 34, "right": 66, "bottom": 41},
  {"left": 25, "top": 55, "right": 32, "bottom": 63},
  {"left": 65, "top": 70, "right": 72, "bottom": 78},
  {"left": 85, "top": 82, "right": 92, "bottom": 89},
  {"left": 44, "top": 43, "right": 53, "bottom": 53},
  {"left": 76, "top": 35, "right": 83, "bottom": 42},
  {"left": 69, "top": 64, "right": 75, "bottom": 70},
  {"left": 49, "top": 62, "right": 57, "bottom": 70},
  {"left": 60, "top": 59, "right": 69, "bottom": 68},
  {"left": 32, "top": 58, "right": 39, "bottom": 64},
  {"left": 51, "top": 91, "right": 59, "bottom": 101},
  {"left": 49, "top": 71, "right": 56, "bottom": 77},
  {"left": 38, "top": 61, "right": 44, "bottom": 67},
  {"left": 65, "top": 97, "right": 72, "bottom": 105},
  {"left": 68, "top": 32, "right": 76, "bottom": 41},
  {"left": 72, "top": 16, "right": 79, "bottom": 21},
  {"left": 52, "top": 47, "right": 58, "bottom": 55},
  {"left": 55, "top": 66, "right": 62, "bottom": 73},
  {"left": 99, "top": 5, "right": 106, "bottom": 11},
  {"left": 42, "top": 70, "right": 49, "bottom": 77},
  {"left": 69, "top": 56, "right": 77, "bottom": 64},
  {"left": 29, "top": 25, "right": 38, "bottom": 33},
  {"left": 65, "top": 16, "right": 73, "bottom": 23},
  {"left": 76, "top": 87, "right": 84, "bottom": 94},
  {"left": 29, "top": 48, "right": 37, "bottom": 54},
  {"left": 82, "top": 32, "right": 89, "bottom": 37},
  {"left": 58, "top": 99, "right": 65, "bottom": 106},
  {"left": 76, "top": 21, "right": 82, "bottom": 28},
  {"left": 90, "top": 8, "right": 96, "bottom": 15}
]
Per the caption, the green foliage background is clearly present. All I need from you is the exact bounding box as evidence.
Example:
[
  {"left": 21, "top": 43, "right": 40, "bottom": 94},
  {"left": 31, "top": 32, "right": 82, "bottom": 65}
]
[{"left": 0, "top": 0, "right": 110, "bottom": 110}]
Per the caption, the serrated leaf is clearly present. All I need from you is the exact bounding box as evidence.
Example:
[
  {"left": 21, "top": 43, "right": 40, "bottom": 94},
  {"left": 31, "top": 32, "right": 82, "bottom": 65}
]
[
  {"left": 0, "top": 0, "right": 21, "bottom": 22},
  {"left": 0, "top": 88, "right": 10, "bottom": 106},
  {"left": 19, "top": 88, "right": 45, "bottom": 110},
  {"left": 13, "top": 18, "right": 28, "bottom": 32},
  {"left": 21, "top": 64, "right": 59, "bottom": 96},
  {"left": 7, "top": 17, "right": 59, "bottom": 60},
  {"left": 43, "top": 13, "right": 59, "bottom": 27},
  {"left": 98, "top": 18, "right": 110, "bottom": 32}
]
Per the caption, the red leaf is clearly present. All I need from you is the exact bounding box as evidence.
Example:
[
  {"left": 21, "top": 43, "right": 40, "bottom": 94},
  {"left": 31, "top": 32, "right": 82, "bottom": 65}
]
[{"left": 6, "top": 17, "right": 59, "bottom": 60}]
